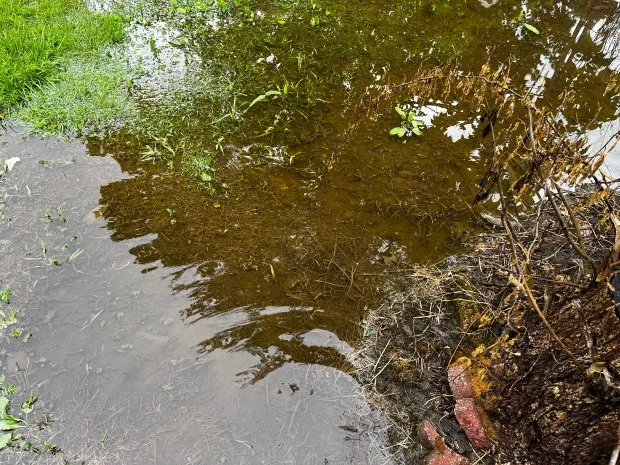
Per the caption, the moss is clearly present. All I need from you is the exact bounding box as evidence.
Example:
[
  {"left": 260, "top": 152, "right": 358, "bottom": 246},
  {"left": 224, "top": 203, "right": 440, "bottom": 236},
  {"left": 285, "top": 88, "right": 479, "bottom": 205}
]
[
  {"left": 453, "top": 354, "right": 498, "bottom": 440},
  {"left": 453, "top": 274, "right": 488, "bottom": 331},
  {"left": 390, "top": 352, "right": 415, "bottom": 381}
]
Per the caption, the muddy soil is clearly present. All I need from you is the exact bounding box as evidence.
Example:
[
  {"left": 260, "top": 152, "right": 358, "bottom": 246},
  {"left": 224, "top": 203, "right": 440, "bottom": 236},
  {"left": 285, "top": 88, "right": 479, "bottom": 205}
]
[
  {"left": 460, "top": 191, "right": 620, "bottom": 465},
  {"left": 358, "top": 189, "right": 620, "bottom": 464}
]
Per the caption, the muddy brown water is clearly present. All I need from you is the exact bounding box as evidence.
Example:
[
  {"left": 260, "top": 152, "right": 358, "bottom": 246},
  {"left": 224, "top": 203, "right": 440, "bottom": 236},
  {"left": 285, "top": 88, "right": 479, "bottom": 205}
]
[{"left": 2, "top": 0, "right": 620, "bottom": 463}]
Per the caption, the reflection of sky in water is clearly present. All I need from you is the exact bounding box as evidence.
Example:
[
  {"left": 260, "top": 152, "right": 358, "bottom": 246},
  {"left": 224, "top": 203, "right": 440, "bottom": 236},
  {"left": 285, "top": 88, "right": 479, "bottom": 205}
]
[
  {"left": 586, "top": 118, "right": 620, "bottom": 178},
  {"left": 445, "top": 120, "right": 477, "bottom": 142},
  {"left": 584, "top": 6, "right": 620, "bottom": 177},
  {"left": 127, "top": 21, "right": 205, "bottom": 97},
  {"left": 279, "top": 329, "right": 354, "bottom": 356},
  {"left": 591, "top": 15, "right": 620, "bottom": 72},
  {"left": 524, "top": 54, "right": 555, "bottom": 101}
]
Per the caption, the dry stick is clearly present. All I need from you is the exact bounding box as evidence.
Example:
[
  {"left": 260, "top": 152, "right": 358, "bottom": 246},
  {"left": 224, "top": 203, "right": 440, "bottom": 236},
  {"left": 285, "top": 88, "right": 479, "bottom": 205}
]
[
  {"left": 545, "top": 185, "right": 597, "bottom": 285},
  {"left": 551, "top": 181, "right": 591, "bottom": 270},
  {"left": 525, "top": 108, "right": 597, "bottom": 282},
  {"left": 488, "top": 107, "right": 583, "bottom": 371},
  {"left": 610, "top": 213, "right": 620, "bottom": 264},
  {"left": 520, "top": 110, "right": 584, "bottom": 369},
  {"left": 526, "top": 114, "right": 619, "bottom": 359},
  {"left": 572, "top": 299, "right": 597, "bottom": 362},
  {"left": 510, "top": 275, "right": 582, "bottom": 369}
]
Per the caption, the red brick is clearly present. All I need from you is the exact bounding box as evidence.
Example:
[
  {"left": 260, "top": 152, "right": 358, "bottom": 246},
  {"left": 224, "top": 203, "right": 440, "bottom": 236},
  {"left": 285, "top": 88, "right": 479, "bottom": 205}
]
[
  {"left": 454, "top": 398, "right": 488, "bottom": 448},
  {"left": 417, "top": 420, "right": 446, "bottom": 451},
  {"left": 447, "top": 363, "right": 474, "bottom": 400}
]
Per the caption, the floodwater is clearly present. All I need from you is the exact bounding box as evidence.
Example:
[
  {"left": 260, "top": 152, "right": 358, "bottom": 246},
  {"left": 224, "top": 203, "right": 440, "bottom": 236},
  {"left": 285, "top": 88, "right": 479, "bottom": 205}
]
[{"left": 2, "top": 0, "right": 620, "bottom": 464}]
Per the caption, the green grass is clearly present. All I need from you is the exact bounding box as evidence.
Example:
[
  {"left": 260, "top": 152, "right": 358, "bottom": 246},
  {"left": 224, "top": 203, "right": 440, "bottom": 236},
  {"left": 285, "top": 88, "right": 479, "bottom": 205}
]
[
  {"left": 18, "top": 51, "right": 137, "bottom": 136},
  {"left": 0, "top": 0, "right": 126, "bottom": 111}
]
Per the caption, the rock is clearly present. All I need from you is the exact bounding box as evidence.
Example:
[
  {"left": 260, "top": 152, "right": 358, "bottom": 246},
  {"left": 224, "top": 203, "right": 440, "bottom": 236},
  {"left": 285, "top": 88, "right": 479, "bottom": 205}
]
[
  {"left": 417, "top": 420, "right": 446, "bottom": 451},
  {"left": 448, "top": 363, "right": 474, "bottom": 400},
  {"left": 418, "top": 420, "right": 469, "bottom": 464},
  {"left": 425, "top": 449, "right": 470, "bottom": 465},
  {"left": 454, "top": 398, "right": 488, "bottom": 448}
]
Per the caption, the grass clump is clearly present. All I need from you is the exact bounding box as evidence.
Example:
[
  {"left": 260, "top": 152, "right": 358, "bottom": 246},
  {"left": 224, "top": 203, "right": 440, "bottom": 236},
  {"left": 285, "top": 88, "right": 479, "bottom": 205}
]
[
  {"left": 183, "top": 154, "right": 216, "bottom": 187},
  {"left": 0, "top": 0, "right": 126, "bottom": 113},
  {"left": 18, "top": 52, "right": 137, "bottom": 136}
]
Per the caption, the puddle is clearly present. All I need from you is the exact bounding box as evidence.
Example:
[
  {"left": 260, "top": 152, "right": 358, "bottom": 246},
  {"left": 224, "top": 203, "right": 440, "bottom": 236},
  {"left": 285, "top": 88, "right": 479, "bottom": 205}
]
[
  {"left": 0, "top": 126, "right": 393, "bottom": 464},
  {"left": 3, "top": 0, "right": 620, "bottom": 463}
]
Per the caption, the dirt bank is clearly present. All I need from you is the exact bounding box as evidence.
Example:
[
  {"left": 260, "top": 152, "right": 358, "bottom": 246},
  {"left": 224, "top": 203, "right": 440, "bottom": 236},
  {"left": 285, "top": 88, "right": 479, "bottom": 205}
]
[{"left": 359, "top": 187, "right": 620, "bottom": 464}]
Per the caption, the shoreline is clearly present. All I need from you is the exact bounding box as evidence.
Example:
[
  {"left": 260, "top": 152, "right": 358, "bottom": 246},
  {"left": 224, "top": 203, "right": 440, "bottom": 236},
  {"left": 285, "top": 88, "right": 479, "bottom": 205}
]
[{"left": 358, "top": 187, "right": 620, "bottom": 464}]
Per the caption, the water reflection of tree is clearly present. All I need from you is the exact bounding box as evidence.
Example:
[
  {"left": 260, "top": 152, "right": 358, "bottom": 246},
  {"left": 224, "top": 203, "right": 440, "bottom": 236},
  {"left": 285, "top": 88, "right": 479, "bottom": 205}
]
[{"left": 591, "top": 1, "right": 620, "bottom": 63}]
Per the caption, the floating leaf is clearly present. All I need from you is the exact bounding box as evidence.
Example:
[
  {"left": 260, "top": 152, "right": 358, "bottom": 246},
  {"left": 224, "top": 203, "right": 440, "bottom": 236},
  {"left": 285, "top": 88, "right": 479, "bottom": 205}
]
[
  {"left": 21, "top": 392, "right": 37, "bottom": 414},
  {"left": 4, "top": 157, "right": 19, "bottom": 173},
  {"left": 523, "top": 23, "right": 540, "bottom": 35},
  {"left": 0, "top": 397, "right": 22, "bottom": 431},
  {"left": 389, "top": 127, "right": 406, "bottom": 137},
  {"left": 0, "top": 433, "right": 11, "bottom": 450}
]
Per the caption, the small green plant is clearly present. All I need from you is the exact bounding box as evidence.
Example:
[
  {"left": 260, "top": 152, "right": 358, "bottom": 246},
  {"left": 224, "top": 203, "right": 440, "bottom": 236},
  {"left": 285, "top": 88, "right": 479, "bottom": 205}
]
[
  {"left": 0, "top": 377, "right": 17, "bottom": 397},
  {"left": 140, "top": 136, "right": 177, "bottom": 163},
  {"left": 511, "top": 9, "right": 540, "bottom": 35},
  {"left": 43, "top": 439, "right": 59, "bottom": 453},
  {"left": 184, "top": 154, "right": 215, "bottom": 185},
  {"left": 0, "top": 310, "right": 18, "bottom": 331},
  {"left": 21, "top": 392, "right": 37, "bottom": 414},
  {"left": 0, "top": 384, "right": 52, "bottom": 453},
  {"left": 245, "top": 82, "right": 291, "bottom": 112},
  {"left": 0, "top": 289, "right": 13, "bottom": 304},
  {"left": 390, "top": 106, "right": 424, "bottom": 137}
]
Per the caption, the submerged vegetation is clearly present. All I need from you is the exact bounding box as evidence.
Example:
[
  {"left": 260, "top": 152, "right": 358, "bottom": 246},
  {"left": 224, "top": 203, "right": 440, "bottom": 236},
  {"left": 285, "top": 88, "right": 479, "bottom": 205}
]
[
  {"left": 0, "top": 291, "right": 55, "bottom": 457},
  {"left": 0, "top": 0, "right": 562, "bottom": 182}
]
